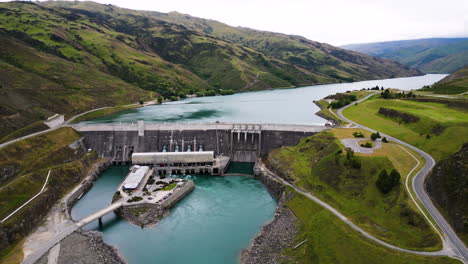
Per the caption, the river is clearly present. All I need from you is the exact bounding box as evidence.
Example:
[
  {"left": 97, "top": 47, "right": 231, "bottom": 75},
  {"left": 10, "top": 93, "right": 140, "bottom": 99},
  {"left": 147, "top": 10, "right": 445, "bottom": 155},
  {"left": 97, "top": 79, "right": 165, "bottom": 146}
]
[
  {"left": 72, "top": 74, "right": 446, "bottom": 264},
  {"left": 71, "top": 166, "right": 276, "bottom": 264}
]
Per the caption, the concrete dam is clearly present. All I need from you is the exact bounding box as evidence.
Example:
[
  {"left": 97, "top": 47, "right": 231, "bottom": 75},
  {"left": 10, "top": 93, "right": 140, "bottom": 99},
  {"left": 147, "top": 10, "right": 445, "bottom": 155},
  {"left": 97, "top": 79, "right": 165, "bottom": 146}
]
[{"left": 73, "top": 122, "right": 328, "bottom": 165}]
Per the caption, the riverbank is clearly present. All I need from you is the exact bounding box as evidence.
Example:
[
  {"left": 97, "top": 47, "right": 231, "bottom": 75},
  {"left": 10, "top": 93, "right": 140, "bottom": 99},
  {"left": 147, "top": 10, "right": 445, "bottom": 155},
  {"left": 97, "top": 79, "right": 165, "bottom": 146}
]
[{"left": 239, "top": 165, "right": 298, "bottom": 263}]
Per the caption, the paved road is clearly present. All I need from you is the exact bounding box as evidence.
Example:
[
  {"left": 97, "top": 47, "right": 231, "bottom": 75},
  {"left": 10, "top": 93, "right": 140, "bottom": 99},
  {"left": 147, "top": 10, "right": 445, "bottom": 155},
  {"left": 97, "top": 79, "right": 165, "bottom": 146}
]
[
  {"left": 337, "top": 93, "right": 467, "bottom": 262},
  {"left": 258, "top": 163, "right": 454, "bottom": 257},
  {"left": 21, "top": 202, "right": 122, "bottom": 264},
  {"left": 72, "top": 122, "right": 328, "bottom": 133},
  {"left": 0, "top": 103, "right": 138, "bottom": 150},
  {"left": 0, "top": 106, "right": 112, "bottom": 150}
]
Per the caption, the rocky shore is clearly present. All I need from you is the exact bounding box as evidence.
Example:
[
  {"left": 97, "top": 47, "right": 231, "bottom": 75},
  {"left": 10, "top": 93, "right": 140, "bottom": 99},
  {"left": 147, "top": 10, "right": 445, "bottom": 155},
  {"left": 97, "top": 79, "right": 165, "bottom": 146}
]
[
  {"left": 240, "top": 196, "right": 298, "bottom": 264},
  {"left": 36, "top": 229, "right": 126, "bottom": 264},
  {"left": 239, "top": 167, "right": 299, "bottom": 263},
  {"left": 117, "top": 204, "right": 162, "bottom": 228},
  {"left": 313, "top": 100, "right": 341, "bottom": 126}
]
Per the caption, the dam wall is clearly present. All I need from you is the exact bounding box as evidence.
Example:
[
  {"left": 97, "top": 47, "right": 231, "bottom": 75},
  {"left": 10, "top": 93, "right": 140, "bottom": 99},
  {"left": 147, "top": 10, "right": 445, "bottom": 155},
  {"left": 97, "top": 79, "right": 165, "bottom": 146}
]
[{"left": 73, "top": 123, "right": 326, "bottom": 163}]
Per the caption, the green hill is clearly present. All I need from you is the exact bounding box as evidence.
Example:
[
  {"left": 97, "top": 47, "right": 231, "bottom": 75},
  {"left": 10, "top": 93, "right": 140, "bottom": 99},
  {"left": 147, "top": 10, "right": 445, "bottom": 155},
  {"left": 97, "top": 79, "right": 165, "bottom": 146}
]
[
  {"left": 342, "top": 38, "right": 468, "bottom": 73},
  {"left": 420, "top": 66, "right": 468, "bottom": 94},
  {"left": 0, "top": 1, "right": 419, "bottom": 138}
]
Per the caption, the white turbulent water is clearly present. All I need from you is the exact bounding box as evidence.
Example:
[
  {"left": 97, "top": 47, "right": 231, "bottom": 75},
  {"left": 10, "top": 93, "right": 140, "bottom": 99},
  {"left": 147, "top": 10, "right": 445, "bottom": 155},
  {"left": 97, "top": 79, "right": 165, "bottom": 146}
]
[{"left": 85, "top": 74, "right": 447, "bottom": 125}]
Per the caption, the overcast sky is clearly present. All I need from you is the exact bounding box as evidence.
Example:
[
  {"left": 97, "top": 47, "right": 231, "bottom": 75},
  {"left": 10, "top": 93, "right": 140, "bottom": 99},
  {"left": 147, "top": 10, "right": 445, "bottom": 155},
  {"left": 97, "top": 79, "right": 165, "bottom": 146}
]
[{"left": 24, "top": 0, "right": 468, "bottom": 45}]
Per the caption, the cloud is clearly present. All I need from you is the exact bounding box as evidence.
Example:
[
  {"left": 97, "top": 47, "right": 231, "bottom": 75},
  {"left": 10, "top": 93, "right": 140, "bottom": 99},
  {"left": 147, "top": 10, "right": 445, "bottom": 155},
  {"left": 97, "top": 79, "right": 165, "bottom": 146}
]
[{"left": 9, "top": 0, "right": 468, "bottom": 45}]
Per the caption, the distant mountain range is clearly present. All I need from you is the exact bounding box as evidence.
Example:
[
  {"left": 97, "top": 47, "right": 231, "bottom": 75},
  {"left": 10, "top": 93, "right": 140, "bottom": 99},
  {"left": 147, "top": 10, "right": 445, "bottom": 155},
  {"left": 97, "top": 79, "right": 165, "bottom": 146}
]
[
  {"left": 342, "top": 38, "right": 468, "bottom": 74},
  {"left": 0, "top": 1, "right": 418, "bottom": 137},
  {"left": 420, "top": 66, "right": 468, "bottom": 94}
]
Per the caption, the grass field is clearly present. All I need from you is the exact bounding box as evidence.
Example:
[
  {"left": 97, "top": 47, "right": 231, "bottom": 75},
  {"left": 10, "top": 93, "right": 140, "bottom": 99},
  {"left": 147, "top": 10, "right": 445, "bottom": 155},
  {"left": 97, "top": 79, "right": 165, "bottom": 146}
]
[
  {"left": 267, "top": 131, "right": 442, "bottom": 251},
  {"left": 342, "top": 96, "right": 468, "bottom": 161},
  {"left": 282, "top": 191, "right": 460, "bottom": 264}
]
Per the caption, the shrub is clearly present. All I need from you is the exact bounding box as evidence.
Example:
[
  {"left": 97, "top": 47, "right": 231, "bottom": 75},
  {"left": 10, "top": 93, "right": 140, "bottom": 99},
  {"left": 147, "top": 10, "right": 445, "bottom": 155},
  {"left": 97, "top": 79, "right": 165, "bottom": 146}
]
[
  {"left": 351, "top": 158, "right": 361, "bottom": 169},
  {"left": 352, "top": 132, "right": 364, "bottom": 138},
  {"left": 360, "top": 142, "right": 373, "bottom": 148},
  {"left": 370, "top": 132, "right": 381, "bottom": 141},
  {"left": 426, "top": 134, "right": 431, "bottom": 139},
  {"left": 382, "top": 137, "right": 389, "bottom": 143}
]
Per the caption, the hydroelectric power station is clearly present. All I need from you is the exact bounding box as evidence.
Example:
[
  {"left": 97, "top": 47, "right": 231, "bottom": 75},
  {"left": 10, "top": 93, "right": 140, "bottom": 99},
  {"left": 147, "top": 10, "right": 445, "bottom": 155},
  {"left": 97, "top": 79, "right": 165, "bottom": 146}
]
[{"left": 72, "top": 121, "right": 327, "bottom": 175}]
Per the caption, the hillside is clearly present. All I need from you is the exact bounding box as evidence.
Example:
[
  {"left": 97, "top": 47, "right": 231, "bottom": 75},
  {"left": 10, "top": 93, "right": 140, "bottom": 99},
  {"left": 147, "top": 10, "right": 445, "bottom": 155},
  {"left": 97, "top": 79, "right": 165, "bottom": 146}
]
[
  {"left": 342, "top": 38, "right": 468, "bottom": 73},
  {"left": 266, "top": 131, "right": 441, "bottom": 250},
  {"left": 420, "top": 66, "right": 468, "bottom": 94},
  {"left": 426, "top": 143, "right": 468, "bottom": 245},
  {"left": 0, "top": 1, "right": 419, "bottom": 138}
]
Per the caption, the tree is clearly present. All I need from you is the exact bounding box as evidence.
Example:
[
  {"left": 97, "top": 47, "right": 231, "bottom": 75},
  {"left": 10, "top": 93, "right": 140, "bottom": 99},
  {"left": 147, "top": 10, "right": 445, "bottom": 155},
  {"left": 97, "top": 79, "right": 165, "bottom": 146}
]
[
  {"left": 370, "top": 132, "right": 381, "bottom": 141},
  {"left": 389, "top": 169, "right": 401, "bottom": 188},
  {"left": 376, "top": 169, "right": 400, "bottom": 194},
  {"left": 376, "top": 170, "right": 391, "bottom": 193},
  {"left": 382, "top": 137, "right": 389, "bottom": 143}
]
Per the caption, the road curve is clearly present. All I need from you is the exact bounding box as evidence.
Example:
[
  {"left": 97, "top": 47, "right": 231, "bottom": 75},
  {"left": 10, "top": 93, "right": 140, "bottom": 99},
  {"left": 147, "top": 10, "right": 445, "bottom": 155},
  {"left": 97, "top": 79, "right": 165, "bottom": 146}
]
[
  {"left": 337, "top": 93, "right": 467, "bottom": 262},
  {"left": 258, "top": 163, "right": 455, "bottom": 256}
]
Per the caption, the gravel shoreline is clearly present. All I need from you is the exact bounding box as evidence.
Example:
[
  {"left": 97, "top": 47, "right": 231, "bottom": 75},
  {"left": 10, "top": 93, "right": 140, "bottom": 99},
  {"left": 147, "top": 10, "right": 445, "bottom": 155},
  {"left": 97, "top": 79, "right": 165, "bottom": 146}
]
[
  {"left": 36, "top": 229, "right": 126, "bottom": 264},
  {"left": 240, "top": 193, "right": 299, "bottom": 264}
]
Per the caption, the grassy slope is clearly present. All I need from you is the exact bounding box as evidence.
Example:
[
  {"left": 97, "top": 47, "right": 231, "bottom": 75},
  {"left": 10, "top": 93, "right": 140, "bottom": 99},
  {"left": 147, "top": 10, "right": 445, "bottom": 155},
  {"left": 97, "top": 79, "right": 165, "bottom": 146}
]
[
  {"left": 420, "top": 66, "right": 468, "bottom": 94},
  {"left": 143, "top": 10, "right": 421, "bottom": 82},
  {"left": 342, "top": 38, "right": 468, "bottom": 74},
  {"left": 342, "top": 96, "right": 468, "bottom": 161},
  {"left": 267, "top": 132, "right": 441, "bottom": 251},
  {"left": 0, "top": 127, "right": 101, "bottom": 261},
  {"left": 0, "top": 121, "right": 48, "bottom": 144},
  {"left": 282, "top": 190, "right": 459, "bottom": 264}
]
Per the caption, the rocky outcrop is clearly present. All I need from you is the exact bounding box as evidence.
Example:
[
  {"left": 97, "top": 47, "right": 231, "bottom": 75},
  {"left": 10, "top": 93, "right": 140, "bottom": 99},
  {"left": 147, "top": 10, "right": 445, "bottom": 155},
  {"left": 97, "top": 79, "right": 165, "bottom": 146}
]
[
  {"left": 117, "top": 204, "right": 162, "bottom": 228},
  {"left": 426, "top": 143, "right": 468, "bottom": 244},
  {"left": 255, "top": 170, "right": 285, "bottom": 201}
]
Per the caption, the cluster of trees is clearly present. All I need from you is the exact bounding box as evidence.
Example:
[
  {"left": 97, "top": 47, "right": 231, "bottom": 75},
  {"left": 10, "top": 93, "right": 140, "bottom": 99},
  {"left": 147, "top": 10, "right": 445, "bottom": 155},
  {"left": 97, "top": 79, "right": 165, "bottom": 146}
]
[
  {"left": 378, "top": 107, "right": 420, "bottom": 123},
  {"left": 343, "top": 148, "right": 362, "bottom": 169},
  {"left": 376, "top": 169, "right": 401, "bottom": 194},
  {"left": 360, "top": 86, "right": 384, "bottom": 91},
  {"left": 381, "top": 89, "right": 417, "bottom": 99},
  {"left": 328, "top": 94, "right": 358, "bottom": 109}
]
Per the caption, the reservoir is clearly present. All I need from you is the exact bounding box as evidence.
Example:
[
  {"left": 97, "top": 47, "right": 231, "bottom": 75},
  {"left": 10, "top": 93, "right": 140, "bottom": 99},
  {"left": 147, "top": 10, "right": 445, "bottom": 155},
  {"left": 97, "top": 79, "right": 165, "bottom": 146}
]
[
  {"left": 72, "top": 74, "right": 446, "bottom": 263},
  {"left": 85, "top": 74, "right": 446, "bottom": 125}
]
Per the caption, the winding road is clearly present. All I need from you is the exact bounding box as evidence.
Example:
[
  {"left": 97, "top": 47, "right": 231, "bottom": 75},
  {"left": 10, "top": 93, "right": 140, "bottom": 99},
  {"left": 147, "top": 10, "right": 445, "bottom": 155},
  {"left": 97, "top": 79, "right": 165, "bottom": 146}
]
[{"left": 337, "top": 93, "right": 467, "bottom": 262}]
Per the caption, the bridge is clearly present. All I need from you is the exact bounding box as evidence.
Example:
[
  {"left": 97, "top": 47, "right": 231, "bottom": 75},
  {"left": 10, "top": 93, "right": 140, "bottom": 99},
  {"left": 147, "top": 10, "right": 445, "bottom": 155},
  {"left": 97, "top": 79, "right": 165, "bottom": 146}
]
[
  {"left": 72, "top": 122, "right": 328, "bottom": 163},
  {"left": 21, "top": 202, "right": 123, "bottom": 264}
]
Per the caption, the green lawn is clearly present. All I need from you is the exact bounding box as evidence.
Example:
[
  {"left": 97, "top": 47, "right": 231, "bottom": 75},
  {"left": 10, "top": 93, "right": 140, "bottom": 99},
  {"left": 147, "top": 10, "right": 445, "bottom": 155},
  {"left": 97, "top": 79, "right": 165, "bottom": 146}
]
[
  {"left": 282, "top": 191, "right": 460, "bottom": 264},
  {"left": 342, "top": 96, "right": 468, "bottom": 161},
  {"left": 267, "top": 132, "right": 441, "bottom": 251}
]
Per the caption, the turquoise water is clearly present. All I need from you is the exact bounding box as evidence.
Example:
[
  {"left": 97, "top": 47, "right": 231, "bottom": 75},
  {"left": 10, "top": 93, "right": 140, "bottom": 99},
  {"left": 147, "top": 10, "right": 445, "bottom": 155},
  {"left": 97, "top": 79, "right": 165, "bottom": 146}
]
[
  {"left": 85, "top": 74, "right": 446, "bottom": 125},
  {"left": 72, "top": 75, "right": 448, "bottom": 263},
  {"left": 71, "top": 166, "right": 276, "bottom": 264}
]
